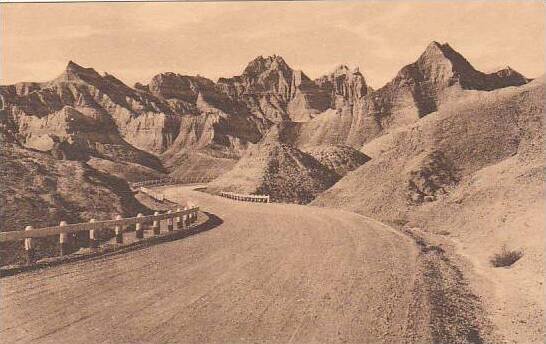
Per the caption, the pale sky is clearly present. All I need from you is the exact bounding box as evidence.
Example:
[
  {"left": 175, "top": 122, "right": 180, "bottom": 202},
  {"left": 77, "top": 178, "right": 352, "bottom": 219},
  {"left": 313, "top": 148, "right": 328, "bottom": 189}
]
[{"left": 1, "top": 1, "right": 544, "bottom": 89}]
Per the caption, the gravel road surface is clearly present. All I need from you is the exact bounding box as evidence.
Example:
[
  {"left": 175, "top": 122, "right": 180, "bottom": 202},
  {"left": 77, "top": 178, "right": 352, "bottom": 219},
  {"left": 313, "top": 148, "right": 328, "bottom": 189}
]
[{"left": 1, "top": 185, "right": 420, "bottom": 344}]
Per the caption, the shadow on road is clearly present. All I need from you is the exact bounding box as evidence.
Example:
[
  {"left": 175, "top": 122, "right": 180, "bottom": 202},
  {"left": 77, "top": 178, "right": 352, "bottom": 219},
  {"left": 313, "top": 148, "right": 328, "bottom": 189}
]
[{"left": 0, "top": 211, "right": 223, "bottom": 278}]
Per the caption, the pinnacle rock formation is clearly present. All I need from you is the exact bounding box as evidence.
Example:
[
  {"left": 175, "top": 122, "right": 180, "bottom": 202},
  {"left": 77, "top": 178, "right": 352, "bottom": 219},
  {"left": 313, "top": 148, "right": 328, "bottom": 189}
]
[
  {"left": 284, "top": 41, "right": 530, "bottom": 150},
  {"left": 315, "top": 65, "right": 372, "bottom": 107},
  {"left": 372, "top": 41, "right": 529, "bottom": 120},
  {"left": 217, "top": 55, "right": 331, "bottom": 123},
  {"left": 0, "top": 42, "right": 531, "bottom": 181}
]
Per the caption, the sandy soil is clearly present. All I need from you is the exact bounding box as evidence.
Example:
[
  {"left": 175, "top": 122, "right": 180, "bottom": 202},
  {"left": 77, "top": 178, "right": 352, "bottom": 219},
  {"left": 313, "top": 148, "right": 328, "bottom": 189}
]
[{"left": 0, "top": 185, "right": 428, "bottom": 344}]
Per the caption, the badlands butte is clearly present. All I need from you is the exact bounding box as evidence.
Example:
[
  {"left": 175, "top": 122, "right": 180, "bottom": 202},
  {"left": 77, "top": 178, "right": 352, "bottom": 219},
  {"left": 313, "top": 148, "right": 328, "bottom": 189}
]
[{"left": 0, "top": 41, "right": 544, "bottom": 343}]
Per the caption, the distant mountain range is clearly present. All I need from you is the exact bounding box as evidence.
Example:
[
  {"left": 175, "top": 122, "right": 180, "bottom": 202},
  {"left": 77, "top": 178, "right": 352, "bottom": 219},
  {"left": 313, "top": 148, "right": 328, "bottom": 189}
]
[{"left": 0, "top": 42, "right": 529, "bottom": 168}]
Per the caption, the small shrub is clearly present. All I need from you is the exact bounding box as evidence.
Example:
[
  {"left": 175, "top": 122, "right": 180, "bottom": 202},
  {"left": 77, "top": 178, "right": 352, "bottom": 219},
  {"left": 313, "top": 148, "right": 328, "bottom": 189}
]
[
  {"left": 490, "top": 245, "right": 523, "bottom": 267},
  {"left": 392, "top": 218, "right": 409, "bottom": 227}
]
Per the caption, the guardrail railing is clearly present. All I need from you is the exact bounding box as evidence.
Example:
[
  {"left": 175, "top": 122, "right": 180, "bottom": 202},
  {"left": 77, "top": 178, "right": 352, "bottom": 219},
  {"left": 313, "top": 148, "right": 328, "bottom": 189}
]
[
  {"left": 131, "top": 176, "right": 215, "bottom": 188},
  {"left": 219, "top": 192, "right": 270, "bottom": 203},
  {"left": 1, "top": 207, "right": 199, "bottom": 265}
]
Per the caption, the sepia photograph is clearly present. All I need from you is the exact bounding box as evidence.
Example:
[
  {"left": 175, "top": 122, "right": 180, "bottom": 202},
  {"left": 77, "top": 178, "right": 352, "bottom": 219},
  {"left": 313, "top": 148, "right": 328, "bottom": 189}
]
[{"left": 0, "top": 1, "right": 544, "bottom": 343}]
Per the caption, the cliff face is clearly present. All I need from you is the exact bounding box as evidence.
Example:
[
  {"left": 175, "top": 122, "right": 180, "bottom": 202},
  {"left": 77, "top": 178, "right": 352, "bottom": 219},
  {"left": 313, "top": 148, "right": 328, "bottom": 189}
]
[
  {"left": 217, "top": 55, "right": 331, "bottom": 123},
  {"left": 142, "top": 72, "right": 265, "bottom": 157},
  {"left": 315, "top": 65, "right": 372, "bottom": 106},
  {"left": 0, "top": 62, "right": 177, "bottom": 173}
]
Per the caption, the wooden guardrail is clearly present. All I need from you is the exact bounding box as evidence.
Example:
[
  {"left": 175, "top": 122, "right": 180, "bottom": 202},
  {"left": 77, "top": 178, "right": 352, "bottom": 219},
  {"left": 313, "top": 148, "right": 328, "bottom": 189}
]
[
  {"left": 131, "top": 176, "right": 215, "bottom": 188},
  {"left": 1, "top": 207, "right": 199, "bottom": 265},
  {"left": 219, "top": 192, "right": 270, "bottom": 203}
]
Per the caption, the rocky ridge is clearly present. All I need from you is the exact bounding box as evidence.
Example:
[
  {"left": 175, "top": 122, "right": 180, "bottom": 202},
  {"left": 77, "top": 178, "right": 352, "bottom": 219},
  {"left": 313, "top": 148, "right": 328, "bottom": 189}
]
[{"left": 0, "top": 41, "right": 530, "bottom": 181}]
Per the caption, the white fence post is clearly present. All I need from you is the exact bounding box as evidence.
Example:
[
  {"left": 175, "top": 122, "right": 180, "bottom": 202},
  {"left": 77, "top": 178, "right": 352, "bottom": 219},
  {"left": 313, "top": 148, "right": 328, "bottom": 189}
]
[
  {"left": 24, "top": 226, "right": 34, "bottom": 265},
  {"left": 152, "top": 212, "right": 160, "bottom": 235},
  {"left": 114, "top": 215, "right": 123, "bottom": 244},
  {"left": 89, "top": 218, "right": 98, "bottom": 249},
  {"left": 183, "top": 207, "right": 189, "bottom": 227},
  {"left": 136, "top": 213, "right": 144, "bottom": 239},
  {"left": 167, "top": 210, "right": 174, "bottom": 232},
  {"left": 175, "top": 208, "right": 181, "bottom": 230},
  {"left": 59, "top": 221, "right": 69, "bottom": 256}
]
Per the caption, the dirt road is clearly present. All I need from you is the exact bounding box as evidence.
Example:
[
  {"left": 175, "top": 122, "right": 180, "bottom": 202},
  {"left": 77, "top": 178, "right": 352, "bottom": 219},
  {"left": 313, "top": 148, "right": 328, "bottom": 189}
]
[{"left": 1, "top": 185, "right": 421, "bottom": 344}]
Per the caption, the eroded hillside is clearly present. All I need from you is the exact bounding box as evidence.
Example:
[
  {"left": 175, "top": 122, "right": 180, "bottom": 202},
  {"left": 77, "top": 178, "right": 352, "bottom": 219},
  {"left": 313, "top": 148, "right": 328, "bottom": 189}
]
[
  {"left": 312, "top": 77, "right": 545, "bottom": 344},
  {"left": 0, "top": 140, "right": 150, "bottom": 265}
]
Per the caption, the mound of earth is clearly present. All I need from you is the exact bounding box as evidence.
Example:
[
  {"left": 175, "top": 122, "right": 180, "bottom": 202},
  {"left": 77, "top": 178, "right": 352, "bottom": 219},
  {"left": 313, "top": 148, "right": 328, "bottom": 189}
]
[
  {"left": 0, "top": 142, "right": 150, "bottom": 266},
  {"left": 302, "top": 145, "right": 371, "bottom": 176},
  {"left": 312, "top": 77, "right": 544, "bottom": 343},
  {"left": 207, "top": 138, "right": 339, "bottom": 204}
]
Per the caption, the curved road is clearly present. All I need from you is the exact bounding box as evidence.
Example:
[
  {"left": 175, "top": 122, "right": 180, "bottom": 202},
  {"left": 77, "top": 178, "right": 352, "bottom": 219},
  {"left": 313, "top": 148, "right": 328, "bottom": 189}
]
[{"left": 1, "top": 185, "right": 420, "bottom": 344}]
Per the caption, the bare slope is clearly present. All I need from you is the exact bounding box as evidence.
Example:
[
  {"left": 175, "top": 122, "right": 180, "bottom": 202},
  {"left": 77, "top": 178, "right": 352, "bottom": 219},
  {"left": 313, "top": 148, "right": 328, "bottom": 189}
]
[
  {"left": 165, "top": 151, "right": 238, "bottom": 180},
  {"left": 86, "top": 157, "right": 167, "bottom": 182},
  {"left": 313, "top": 78, "right": 544, "bottom": 343},
  {"left": 0, "top": 142, "right": 149, "bottom": 265}
]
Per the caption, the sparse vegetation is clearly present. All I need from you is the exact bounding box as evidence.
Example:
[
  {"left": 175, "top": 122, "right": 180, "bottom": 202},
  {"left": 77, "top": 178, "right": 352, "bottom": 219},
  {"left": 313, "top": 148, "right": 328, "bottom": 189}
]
[
  {"left": 490, "top": 245, "right": 523, "bottom": 267},
  {"left": 392, "top": 218, "right": 409, "bottom": 227}
]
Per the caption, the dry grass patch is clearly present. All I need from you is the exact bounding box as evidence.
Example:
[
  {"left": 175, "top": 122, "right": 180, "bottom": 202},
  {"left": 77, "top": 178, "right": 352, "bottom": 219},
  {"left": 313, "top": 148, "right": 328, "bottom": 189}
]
[{"left": 490, "top": 245, "right": 524, "bottom": 268}]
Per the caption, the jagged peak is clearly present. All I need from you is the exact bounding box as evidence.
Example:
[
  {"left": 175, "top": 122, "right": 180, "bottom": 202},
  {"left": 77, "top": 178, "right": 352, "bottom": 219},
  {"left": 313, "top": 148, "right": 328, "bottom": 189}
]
[
  {"left": 416, "top": 41, "right": 479, "bottom": 77},
  {"left": 54, "top": 60, "right": 101, "bottom": 83},
  {"left": 331, "top": 64, "right": 362, "bottom": 77},
  {"left": 332, "top": 65, "right": 350, "bottom": 76},
  {"left": 148, "top": 72, "right": 182, "bottom": 83},
  {"left": 64, "top": 60, "right": 98, "bottom": 75},
  {"left": 149, "top": 71, "right": 213, "bottom": 85},
  {"left": 424, "top": 40, "right": 442, "bottom": 51},
  {"left": 66, "top": 60, "right": 84, "bottom": 70},
  {"left": 317, "top": 65, "right": 364, "bottom": 82},
  {"left": 254, "top": 54, "right": 287, "bottom": 64},
  {"left": 423, "top": 41, "right": 458, "bottom": 55},
  {"left": 243, "top": 54, "right": 292, "bottom": 76},
  {"left": 422, "top": 41, "right": 451, "bottom": 59}
]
